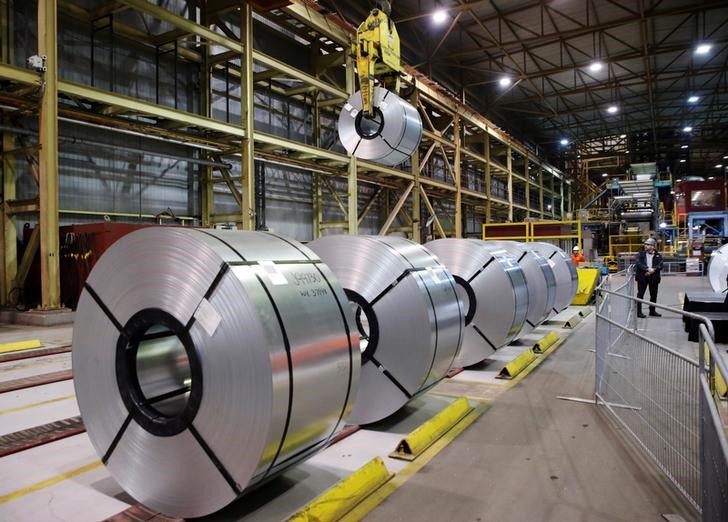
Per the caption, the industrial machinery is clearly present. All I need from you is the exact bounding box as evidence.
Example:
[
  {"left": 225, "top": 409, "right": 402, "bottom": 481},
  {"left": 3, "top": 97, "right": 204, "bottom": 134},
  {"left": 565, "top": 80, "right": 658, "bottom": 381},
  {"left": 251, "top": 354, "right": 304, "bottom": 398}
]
[{"left": 337, "top": 1, "right": 422, "bottom": 166}]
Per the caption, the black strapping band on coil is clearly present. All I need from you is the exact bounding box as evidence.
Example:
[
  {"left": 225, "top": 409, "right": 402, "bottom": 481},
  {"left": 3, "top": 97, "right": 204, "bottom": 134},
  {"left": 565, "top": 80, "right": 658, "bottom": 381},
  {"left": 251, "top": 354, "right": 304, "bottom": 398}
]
[
  {"left": 101, "top": 412, "right": 133, "bottom": 465},
  {"left": 260, "top": 232, "right": 356, "bottom": 447},
  {"left": 84, "top": 283, "right": 126, "bottom": 338},
  {"left": 367, "top": 355, "right": 413, "bottom": 399},
  {"left": 518, "top": 251, "right": 528, "bottom": 263},
  {"left": 526, "top": 319, "right": 536, "bottom": 328},
  {"left": 467, "top": 257, "right": 495, "bottom": 284},
  {"left": 189, "top": 423, "right": 243, "bottom": 495},
  {"left": 549, "top": 251, "right": 559, "bottom": 259},
  {"left": 227, "top": 259, "right": 322, "bottom": 266},
  {"left": 472, "top": 325, "right": 497, "bottom": 351},
  {"left": 186, "top": 263, "right": 230, "bottom": 331}
]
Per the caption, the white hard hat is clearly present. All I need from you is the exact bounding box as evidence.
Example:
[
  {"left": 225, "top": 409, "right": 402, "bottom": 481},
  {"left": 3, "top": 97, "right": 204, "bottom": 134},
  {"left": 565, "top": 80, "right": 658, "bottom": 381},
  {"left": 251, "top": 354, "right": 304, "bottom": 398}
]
[
  {"left": 572, "top": 246, "right": 579, "bottom": 252},
  {"left": 644, "top": 238, "right": 656, "bottom": 245}
]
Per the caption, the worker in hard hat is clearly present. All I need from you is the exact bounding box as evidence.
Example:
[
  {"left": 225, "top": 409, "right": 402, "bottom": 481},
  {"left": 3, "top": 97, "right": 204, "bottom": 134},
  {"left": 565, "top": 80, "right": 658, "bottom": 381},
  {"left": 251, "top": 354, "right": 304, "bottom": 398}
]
[
  {"left": 635, "top": 237, "right": 664, "bottom": 318},
  {"left": 570, "top": 245, "right": 585, "bottom": 267}
]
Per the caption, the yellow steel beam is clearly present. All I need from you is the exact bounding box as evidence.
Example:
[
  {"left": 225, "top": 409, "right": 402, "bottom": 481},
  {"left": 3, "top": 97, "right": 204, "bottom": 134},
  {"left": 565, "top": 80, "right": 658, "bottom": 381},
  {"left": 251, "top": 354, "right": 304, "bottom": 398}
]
[
  {"left": 38, "top": 0, "right": 60, "bottom": 309},
  {"left": 119, "top": 0, "right": 243, "bottom": 53},
  {"left": 419, "top": 187, "right": 447, "bottom": 239},
  {"left": 379, "top": 182, "right": 414, "bottom": 236},
  {"left": 240, "top": 4, "right": 255, "bottom": 230},
  {"left": 453, "top": 114, "right": 462, "bottom": 238},
  {"left": 1, "top": 129, "right": 17, "bottom": 306},
  {"left": 283, "top": 0, "right": 352, "bottom": 45}
]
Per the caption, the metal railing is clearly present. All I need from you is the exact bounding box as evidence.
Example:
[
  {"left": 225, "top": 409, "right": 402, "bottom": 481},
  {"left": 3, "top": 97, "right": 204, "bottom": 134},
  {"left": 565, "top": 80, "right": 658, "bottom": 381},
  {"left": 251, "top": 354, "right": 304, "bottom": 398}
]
[{"left": 595, "top": 269, "right": 728, "bottom": 519}]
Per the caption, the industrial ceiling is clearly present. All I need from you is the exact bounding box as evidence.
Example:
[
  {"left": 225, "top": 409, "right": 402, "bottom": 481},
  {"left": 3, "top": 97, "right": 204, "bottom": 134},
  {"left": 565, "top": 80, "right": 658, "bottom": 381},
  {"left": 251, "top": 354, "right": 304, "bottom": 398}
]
[{"left": 325, "top": 0, "right": 728, "bottom": 178}]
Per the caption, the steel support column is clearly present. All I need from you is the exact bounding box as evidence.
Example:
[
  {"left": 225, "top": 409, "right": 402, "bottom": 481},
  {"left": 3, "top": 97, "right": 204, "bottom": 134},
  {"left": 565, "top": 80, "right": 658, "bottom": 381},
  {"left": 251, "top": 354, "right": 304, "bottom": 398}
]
[
  {"left": 200, "top": 5, "right": 212, "bottom": 226},
  {"left": 1, "top": 130, "right": 16, "bottom": 306},
  {"left": 38, "top": 0, "right": 60, "bottom": 309},
  {"left": 240, "top": 4, "right": 255, "bottom": 230},
  {"left": 539, "top": 165, "right": 544, "bottom": 217},
  {"left": 484, "top": 133, "right": 491, "bottom": 223},
  {"left": 506, "top": 144, "right": 513, "bottom": 222},
  {"left": 524, "top": 156, "right": 530, "bottom": 218},
  {"left": 345, "top": 51, "right": 357, "bottom": 235},
  {"left": 410, "top": 89, "right": 421, "bottom": 242},
  {"left": 454, "top": 114, "right": 462, "bottom": 237}
]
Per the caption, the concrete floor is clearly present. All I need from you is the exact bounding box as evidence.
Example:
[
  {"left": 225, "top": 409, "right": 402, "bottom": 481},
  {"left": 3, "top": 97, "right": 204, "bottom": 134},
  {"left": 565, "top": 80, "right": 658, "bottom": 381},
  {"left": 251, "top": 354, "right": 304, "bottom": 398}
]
[{"left": 363, "top": 276, "right": 709, "bottom": 522}]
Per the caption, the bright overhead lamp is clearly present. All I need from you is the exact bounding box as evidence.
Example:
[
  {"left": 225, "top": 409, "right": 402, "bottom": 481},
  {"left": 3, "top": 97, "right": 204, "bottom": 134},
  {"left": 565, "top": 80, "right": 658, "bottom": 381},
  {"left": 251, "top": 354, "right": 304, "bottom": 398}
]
[
  {"left": 432, "top": 9, "right": 448, "bottom": 24},
  {"left": 681, "top": 145, "right": 688, "bottom": 149},
  {"left": 695, "top": 43, "right": 712, "bottom": 55},
  {"left": 560, "top": 138, "right": 569, "bottom": 146},
  {"left": 659, "top": 222, "right": 667, "bottom": 229},
  {"left": 589, "top": 62, "right": 603, "bottom": 72},
  {"left": 679, "top": 159, "right": 686, "bottom": 163},
  {"left": 607, "top": 105, "right": 618, "bottom": 114},
  {"left": 499, "top": 76, "right": 512, "bottom": 87},
  {"left": 682, "top": 126, "right": 693, "bottom": 132},
  {"left": 619, "top": 134, "right": 627, "bottom": 138},
  {"left": 709, "top": 177, "right": 715, "bottom": 180},
  {"left": 677, "top": 179, "right": 683, "bottom": 182},
  {"left": 671, "top": 191, "right": 676, "bottom": 194},
  {"left": 716, "top": 164, "right": 724, "bottom": 169},
  {"left": 688, "top": 96, "right": 699, "bottom": 103},
  {"left": 723, "top": 155, "right": 728, "bottom": 159},
  {"left": 602, "top": 173, "right": 608, "bottom": 177}
]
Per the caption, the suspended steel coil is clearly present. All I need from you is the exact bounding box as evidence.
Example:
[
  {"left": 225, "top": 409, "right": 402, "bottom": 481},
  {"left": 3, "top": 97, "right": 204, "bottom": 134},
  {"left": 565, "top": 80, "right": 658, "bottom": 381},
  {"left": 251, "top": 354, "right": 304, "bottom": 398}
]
[
  {"left": 483, "top": 241, "right": 557, "bottom": 335},
  {"left": 530, "top": 242, "right": 578, "bottom": 313},
  {"left": 309, "top": 235, "right": 463, "bottom": 425},
  {"left": 337, "top": 87, "right": 422, "bottom": 166},
  {"left": 73, "top": 228, "right": 359, "bottom": 518},
  {"left": 425, "top": 238, "right": 529, "bottom": 367}
]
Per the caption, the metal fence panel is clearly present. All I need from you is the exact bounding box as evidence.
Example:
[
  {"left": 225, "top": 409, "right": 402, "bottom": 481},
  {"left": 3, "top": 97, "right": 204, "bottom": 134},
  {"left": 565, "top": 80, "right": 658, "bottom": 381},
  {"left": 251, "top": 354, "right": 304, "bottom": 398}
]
[{"left": 595, "top": 269, "right": 728, "bottom": 518}]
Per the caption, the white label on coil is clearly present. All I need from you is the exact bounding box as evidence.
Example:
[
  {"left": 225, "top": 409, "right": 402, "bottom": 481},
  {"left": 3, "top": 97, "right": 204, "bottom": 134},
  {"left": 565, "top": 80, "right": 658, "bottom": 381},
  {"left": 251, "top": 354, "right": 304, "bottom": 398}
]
[
  {"left": 259, "top": 260, "right": 288, "bottom": 285},
  {"left": 194, "top": 298, "right": 221, "bottom": 337},
  {"left": 349, "top": 108, "right": 358, "bottom": 118},
  {"left": 344, "top": 102, "right": 353, "bottom": 112},
  {"left": 547, "top": 259, "right": 557, "bottom": 269},
  {"left": 379, "top": 100, "right": 388, "bottom": 109}
]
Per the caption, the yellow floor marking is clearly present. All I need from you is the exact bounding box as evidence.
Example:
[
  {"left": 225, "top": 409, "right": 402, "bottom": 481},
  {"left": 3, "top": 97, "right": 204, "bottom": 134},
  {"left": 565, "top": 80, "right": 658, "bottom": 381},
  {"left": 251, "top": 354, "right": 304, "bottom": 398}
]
[
  {"left": 0, "top": 340, "right": 42, "bottom": 354},
  {"left": 0, "top": 394, "right": 76, "bottom": 415},
  {"left": 0, "top": 461, "right": 102, "bottom": 504},
  {"left": 340, "top": 402, "right": 487, "bottom": 522}
]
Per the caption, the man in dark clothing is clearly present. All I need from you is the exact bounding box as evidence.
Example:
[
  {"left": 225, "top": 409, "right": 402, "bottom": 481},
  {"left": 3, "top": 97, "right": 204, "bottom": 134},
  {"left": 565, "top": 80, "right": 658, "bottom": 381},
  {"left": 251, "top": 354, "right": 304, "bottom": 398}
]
[{"left": 635, "top": 237, "right": 663, "bottom": 318}]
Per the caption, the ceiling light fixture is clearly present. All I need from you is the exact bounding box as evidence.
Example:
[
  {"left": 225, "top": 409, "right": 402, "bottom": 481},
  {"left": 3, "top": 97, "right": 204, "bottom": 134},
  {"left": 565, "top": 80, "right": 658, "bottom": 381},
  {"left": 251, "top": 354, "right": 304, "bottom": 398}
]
[
  {"left": 683, "top": 126, "right": 693, "bottom": 132},
  {"left": 589, "top": 62, "right": 603, "bottom": 72},
  {"left": 723, "top": 155, "right": 728, "bottom": 159},
  {"left": 681, "top": 145, "right": 688, "bottom": 149},
  {"left": 499, "top": 76, "right": 512, "bottom": 87},
  {"left": 688, "top": 95, "right": 699, "bottom": 103},
  {"left": 620, "top": 134, "right": 627, "bottom": 138},
  {"left": 560, "top": 138, "right": 569, "bottom": 146},
  {"left": 607, "top": 105, "right": 618, "bottom": 114},
  {"left": 679, "top": 159, "right": 686, "bottom": 163},
  {"left": 716, "top": 164, "right": 724, "bottom": 169},
  {"left": 695, "top": 43, "right": 712, "bottom": 55},
  {"left": 602, "top": 173, "right": 608, "bottom": 177},
  {"left": 432, "top": 9, "right": 447, "bottom": 24}
]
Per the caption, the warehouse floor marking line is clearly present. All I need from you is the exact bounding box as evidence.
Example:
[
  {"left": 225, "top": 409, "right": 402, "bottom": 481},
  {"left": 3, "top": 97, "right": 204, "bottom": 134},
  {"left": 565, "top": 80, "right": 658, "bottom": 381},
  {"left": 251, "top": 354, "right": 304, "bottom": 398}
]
[
  {"left": 0, "top": 460, "right": 102, "bottom": 504},
  {"left": 0, "top": 394, "right": 76, "bottom": 415},
  {"left": 340, "top": 401, "right": 488, "bottom": 522}
]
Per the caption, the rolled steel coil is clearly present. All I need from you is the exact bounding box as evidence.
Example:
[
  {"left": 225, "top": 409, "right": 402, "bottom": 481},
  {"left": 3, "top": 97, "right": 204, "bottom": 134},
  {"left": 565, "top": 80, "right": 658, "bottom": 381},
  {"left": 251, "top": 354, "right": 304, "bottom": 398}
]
[
  {"left": 309, "top": 235, "right": 463, "bottom": 425},
  {"left": 708, "top": 244, "right": 728, "bottom": 293},
  {"left": 483, "top": 241, "right": 557, "bottom": 335},
  {"left": 530, "top": 242, "right": 578, "bottom": 312},
  {"left": 426, "top": 238, "right": 529, "bottom": 367},
  {"left": 338, "top": 87, "right": 422, "bottom": 166},
  {"left": 73, "top": 228, "right": 359, "bottom": 518}
]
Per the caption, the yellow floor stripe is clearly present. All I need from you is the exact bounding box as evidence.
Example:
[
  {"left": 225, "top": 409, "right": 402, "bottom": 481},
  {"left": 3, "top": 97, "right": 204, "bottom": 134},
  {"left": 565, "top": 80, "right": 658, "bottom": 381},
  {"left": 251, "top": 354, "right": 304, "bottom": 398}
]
[
  {"left": 0, "top": 461, "right": 102, "bottom": 504},
  {"left": 0, "top": 394, "right": 76, "bottom": 415},
  {"left": 0, "top": 340, "right": 42, "bottom": 354},
  {"left": 340, "top": 402, "right": 487, "bottom": 522}
]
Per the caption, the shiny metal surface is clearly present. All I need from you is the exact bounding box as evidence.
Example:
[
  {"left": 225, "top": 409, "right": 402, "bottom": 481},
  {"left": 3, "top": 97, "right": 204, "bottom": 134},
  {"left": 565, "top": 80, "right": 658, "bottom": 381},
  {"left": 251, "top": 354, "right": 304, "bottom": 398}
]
[
  {"left": 309, "top": 235, "right": 463, "bottom": 425},
  {"left": 708, "top": 245, "right": 728, "bottom": 293},
  {"left": 531, "top": 242, "right": 578, "bottom": 312},
  {"left": 426, "top": 239, "right": 528, "bottom": 367},
  {"left": 484, "top": 241, "right": 557, "bottom": 334},
  {"left": 338, "top": 87, "right": 422, "bottom": 166},
  {"left": 73, "top": 228, "right": 359, "bottom": 518}
]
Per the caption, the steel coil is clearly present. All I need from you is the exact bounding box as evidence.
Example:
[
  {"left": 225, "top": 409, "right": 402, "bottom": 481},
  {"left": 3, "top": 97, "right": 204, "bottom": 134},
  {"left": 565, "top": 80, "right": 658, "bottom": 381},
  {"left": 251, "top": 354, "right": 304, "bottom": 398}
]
[
  {"left": 531, "top": 242, "right": 578, "bottom": 312},
  {"left": 309, "top": 235, "right": 463, "bottom": 425},
  {"left": 73, "top": 228, "right": 359, "bottom": 518},
  {"left": 708, "top": 245, "right": 728, "bottom": 293},
  {"left": 337, "top": 87, "right": 422, "bottom": 166},
  {"left": 484, "top": 241, "right": 557, "bottom": 334},
  {"left": 425, "top": 239, "right": 529, "bottom": 367}
]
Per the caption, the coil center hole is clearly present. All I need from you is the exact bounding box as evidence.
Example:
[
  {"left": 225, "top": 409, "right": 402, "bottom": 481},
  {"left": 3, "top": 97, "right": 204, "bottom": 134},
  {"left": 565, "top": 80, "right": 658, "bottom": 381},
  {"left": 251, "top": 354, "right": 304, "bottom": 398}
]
[
  {"left": 354, "top": 107, "right": 385, "bottom": 140},
  {"left": 350, "top": 302, "right": 371, "bottom": 354},
  {"left": 135, "top": 326, "right": 191, "bottom": 417}
]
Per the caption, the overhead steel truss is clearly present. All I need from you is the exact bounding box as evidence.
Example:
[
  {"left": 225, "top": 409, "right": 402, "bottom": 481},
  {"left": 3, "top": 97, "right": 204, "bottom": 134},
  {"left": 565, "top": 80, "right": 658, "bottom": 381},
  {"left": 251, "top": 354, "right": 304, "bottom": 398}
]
[{"left": 0, "top": 0, "right": 570, "bottom": 309}]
